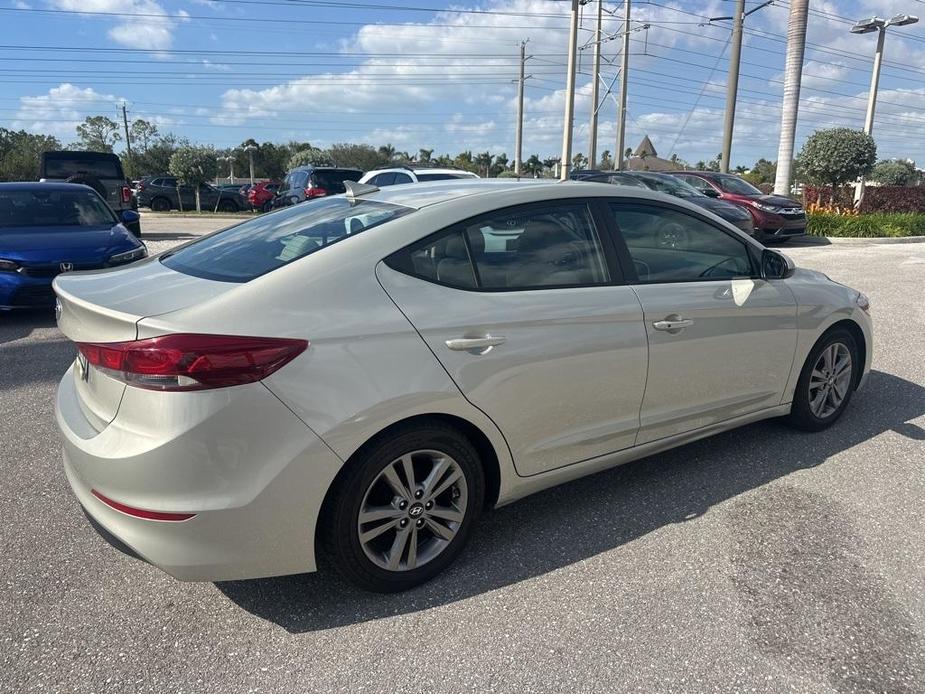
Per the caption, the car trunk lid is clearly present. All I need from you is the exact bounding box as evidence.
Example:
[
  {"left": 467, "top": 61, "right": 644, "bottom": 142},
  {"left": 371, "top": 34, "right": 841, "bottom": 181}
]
[{"left": 53, "top": 258, "right": 236, "bottom": 429}]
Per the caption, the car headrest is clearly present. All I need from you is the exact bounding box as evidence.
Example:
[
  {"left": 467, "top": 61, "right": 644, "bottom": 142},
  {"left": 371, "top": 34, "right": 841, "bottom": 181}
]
[{"left": 518, "top": 220, "right": 573, "bottom": 252}]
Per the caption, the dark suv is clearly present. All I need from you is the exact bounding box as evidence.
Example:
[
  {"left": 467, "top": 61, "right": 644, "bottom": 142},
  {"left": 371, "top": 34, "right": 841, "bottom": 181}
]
[
  {"left": 40, "top": 151, "right": 140, "bottom": 236},
  {"left": 275, "top": 167, "right": 363, "bottom": 207},
  {"left": 667, "top": 171, "right": 806, "bottom": 242},
  {"left": 136, "top": 177, "right": 245, "bottom": 212}
]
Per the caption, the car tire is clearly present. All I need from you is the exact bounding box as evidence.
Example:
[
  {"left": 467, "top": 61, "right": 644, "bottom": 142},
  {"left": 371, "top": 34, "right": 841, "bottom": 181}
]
[
  {"left": 261, "top": 200, "right": 274, "bottom": 213},
  {"left": 321, "top": 421, "right": 485, "bottom": 592},
  {"left": 787, "top": 328, "right": 859, "bottom": 432},
  {"left": 64, "top": 174, "right": 106, "bottom": 198},
  {"left": 217, "top": 199, "right": 238, "bottom": 213},
  {"left": 150, "top": 197, "right": 171, "bottom": 212}
]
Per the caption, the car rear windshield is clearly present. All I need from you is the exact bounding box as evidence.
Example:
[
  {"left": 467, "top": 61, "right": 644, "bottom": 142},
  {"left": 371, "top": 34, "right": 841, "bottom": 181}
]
[
  {"left": 43, "top": 157, "right": 123, "bottom": 180},
  {"left": 310, "top": 170, "right": 363, "bottom": 193},
  {"left": 161, "top": 197, "right": 413, "bottom": 282},
  {"left": 0, "top": 189, "right": 116, "bottom": 229}
]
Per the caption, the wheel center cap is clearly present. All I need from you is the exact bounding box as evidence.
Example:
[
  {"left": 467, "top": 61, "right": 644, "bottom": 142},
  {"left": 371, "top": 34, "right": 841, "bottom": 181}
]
[{"left": 407, "top": 503, "right": 425, "bottom": 518}]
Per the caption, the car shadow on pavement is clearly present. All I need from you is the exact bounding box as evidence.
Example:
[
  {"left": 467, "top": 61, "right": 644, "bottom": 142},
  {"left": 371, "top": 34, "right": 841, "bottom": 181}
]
[
  {"left": 216, "top": 370, "right": 925, "bottom": 633},
  {"left": 0, "top": 308, "right": 57, "bottom": 345}
]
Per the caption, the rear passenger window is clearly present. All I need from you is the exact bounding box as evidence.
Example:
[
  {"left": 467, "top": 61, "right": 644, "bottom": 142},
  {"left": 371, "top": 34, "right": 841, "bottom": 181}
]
[
  {"left": 389, "top": 203, "right": 611, "bottom": 291},
  {"left": 609, "top": 203, "right": 753, "bottom": 283},
  {"left": 393, "top": 173, "right": 413, "bottom": 184},
  {"left": 371, "top": 173, "right": 396, "bottom": 187}
]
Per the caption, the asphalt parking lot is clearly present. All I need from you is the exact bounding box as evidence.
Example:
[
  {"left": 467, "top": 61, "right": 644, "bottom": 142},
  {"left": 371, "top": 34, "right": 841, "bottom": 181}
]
[{"left": 2, "top": 218, "right": 924, "bottom": 693}]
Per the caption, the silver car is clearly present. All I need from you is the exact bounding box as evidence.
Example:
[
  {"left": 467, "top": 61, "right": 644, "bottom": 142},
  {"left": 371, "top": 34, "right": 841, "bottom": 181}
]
[{"left": 53, "top": 181, "right": 872, "bottom": 592}]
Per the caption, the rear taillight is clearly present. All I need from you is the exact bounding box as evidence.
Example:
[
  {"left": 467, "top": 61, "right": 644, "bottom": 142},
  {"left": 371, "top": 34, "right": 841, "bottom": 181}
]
[
  {"left": 305, "top": 186, "right": 328, "bottom": 199},
  {"left": 76, "top": 334, "right": 308, "bottom": 391},
  {"left": 122, "top": 185, "right": 132, "bottom": 203}
]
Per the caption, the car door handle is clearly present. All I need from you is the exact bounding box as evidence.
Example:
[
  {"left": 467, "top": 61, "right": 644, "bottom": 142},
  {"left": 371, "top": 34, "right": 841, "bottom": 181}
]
[
  {"left": 445, "top": 335, "right": 507, "bottom": 351},
  {"left": 652, "top": 318, "right": 694, "bottom": 332}
]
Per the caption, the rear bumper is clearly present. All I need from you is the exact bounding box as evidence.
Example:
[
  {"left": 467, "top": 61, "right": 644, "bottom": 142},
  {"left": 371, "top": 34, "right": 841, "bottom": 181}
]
[{"left": 55, "top": 366, "right": 345, "bottom": 581}]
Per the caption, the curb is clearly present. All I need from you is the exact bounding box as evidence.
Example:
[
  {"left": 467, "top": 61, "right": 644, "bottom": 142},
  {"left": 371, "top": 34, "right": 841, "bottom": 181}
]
[{"left": 827, "top": 235, "right": 925, "bottom": 244}]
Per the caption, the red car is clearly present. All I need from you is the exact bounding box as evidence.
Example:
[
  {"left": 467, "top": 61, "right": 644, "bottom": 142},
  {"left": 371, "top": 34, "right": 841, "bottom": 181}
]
[
  {"left": 247, "top": 181, "right": 281, "bottom": 212},
  {"left": 667, "top": 171, "right": 806, "bottom": 242}
]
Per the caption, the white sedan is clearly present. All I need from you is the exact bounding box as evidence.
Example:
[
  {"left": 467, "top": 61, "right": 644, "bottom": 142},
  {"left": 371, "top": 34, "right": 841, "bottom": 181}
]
[{"left": 53, "top": 180, "right": 871, "bottom": 592}]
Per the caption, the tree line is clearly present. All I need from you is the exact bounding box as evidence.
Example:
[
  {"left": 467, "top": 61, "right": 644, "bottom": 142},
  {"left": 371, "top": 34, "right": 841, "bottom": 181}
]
[{"left": 0, "top": 117, "right": 919, "bottom": 193}]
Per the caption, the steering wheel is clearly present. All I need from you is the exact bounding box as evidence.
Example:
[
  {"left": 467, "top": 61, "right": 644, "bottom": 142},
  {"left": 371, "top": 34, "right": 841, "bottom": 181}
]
[
  {"left": 656, "top": 222, "right": 690, "bottom": 249},
  {"left": 699, "top": 256, "right": 743, "bottom": 278}
]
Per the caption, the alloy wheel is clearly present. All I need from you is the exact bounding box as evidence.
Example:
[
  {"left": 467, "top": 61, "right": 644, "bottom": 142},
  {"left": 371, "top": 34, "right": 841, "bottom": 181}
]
[
  {"left": 808, "top": 342, "right": 852, "bottom": 418},
  {"left": 357, "top": 449, "right": 468, "bottom": 572}
]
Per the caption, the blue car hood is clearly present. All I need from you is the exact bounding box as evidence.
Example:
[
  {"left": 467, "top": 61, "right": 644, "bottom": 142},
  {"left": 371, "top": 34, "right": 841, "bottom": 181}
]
[{"left": 0, "top": 224, "right": 138, "bottom": 263}]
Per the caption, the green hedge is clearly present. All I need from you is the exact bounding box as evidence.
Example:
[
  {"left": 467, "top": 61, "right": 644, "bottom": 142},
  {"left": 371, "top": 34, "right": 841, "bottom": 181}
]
[{"left": 807, "top": 211, "right": 925, "bottom": 238}]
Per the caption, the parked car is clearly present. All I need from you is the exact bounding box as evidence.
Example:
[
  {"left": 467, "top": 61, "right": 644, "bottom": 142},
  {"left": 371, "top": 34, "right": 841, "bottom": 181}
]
[
  {"left": 359, "top": 165, "right": 480, "bottom": 186},
  {"left": 667, "top": 171, "right": 806, "bottom": 242},
  {"left": 247, "top": 180, "right": 281, "bottom": 212},
  {"left": 53, "top": 180, "right": 871, "bottom": 592},
  {"left": 40, "top": 151, "right": 140, "bottom": 237},
  {"left": 0, "top": 183, "right": 145, "bottom": 310},
  {"left": 136, "top": 176, "right": 245, "bottom": 212},
  {"left": 275, "top": 166, "right": 363, "bottom": 207},
  {"left": 580, "top": 171, "right": 756, "bottom": 237}
]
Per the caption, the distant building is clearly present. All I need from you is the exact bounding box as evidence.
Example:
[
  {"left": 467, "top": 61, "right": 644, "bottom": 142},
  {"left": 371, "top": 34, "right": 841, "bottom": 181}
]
[{"left": 625, "top": 135, "right": 681, "bottom": 172}]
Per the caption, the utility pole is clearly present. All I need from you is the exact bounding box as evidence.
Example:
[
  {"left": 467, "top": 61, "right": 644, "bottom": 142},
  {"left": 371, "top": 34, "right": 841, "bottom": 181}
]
[
  {"left": 515, "top": 40, "right": 529, "bottom": 176},
  {"left": 588, "top": 0, "right": 603, "bottom": 168},
  {"left": 774, "top": 0, "right": 808, "bottom": 196},
  {"left": 712, "top": 0, "right": 773, "bottom": 173},
  {"left": 848, "top": 13, "right": 918, "bottom": 207},
  {"left": 720, "top": 0, "right": 744, "bottom": 173},
  {"left": 560, "top": 0, "right": 581, "bottom": 181},
  {"left": 121, "top": 103, "right": 133, "bottom": 179},
  {"left": 615, "top": 0, "right": 631, "bottom": 170}
]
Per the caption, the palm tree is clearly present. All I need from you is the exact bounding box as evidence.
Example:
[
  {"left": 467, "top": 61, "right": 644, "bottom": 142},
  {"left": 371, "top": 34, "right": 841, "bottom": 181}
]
[
  {"left": 378, "top": 143, "right": 396, "bottom": 162},
  {"left": 418, "top": 148, "right": 433, "bottom": 164},
  {"left": 525, "top": 154, "right": 543, "bottom": 178}
]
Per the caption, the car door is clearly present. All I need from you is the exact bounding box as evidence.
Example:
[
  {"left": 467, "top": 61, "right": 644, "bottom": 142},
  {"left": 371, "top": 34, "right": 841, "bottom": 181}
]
[
  {"left": 605, "top": 200, "right": 798, "bottom": 444},
  {"left": 377, "top": 200, "right": 649, "bottom": 477}
]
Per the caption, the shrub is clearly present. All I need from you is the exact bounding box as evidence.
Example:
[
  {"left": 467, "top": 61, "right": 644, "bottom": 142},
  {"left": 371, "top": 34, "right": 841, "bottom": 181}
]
[
  {"left": 807, "top": 211, "right": 925, "bottom": 237},
  {"left": 804, "top": 185, "right": 925, "bottom": 213}
]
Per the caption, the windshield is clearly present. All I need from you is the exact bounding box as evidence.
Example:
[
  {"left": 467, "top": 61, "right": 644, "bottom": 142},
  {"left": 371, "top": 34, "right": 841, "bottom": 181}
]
[
  {"left": 633, "top": 173, "right": 704, "bottom": 198},
  {"left": 0, "top": 189, "right": 116, "bottom": 229},
  {"left": 162, "top": 197, "right": 413, "bottom": 282},
  {"left": 714, "top": 175, "right": 763, "bottom": 195}
]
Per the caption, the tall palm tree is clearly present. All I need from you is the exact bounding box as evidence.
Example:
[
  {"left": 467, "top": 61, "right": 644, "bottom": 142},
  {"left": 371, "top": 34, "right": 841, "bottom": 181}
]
[{"left": 378, "top": 143, "right": 396, "bottom": 161}]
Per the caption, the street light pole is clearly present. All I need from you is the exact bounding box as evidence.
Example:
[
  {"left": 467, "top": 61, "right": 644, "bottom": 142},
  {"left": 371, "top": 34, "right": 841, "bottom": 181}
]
[
  {"left": 615, "top": 0, "right": 631, "bottom": 170},
  {"left": 245, "top": 144, "right": 257, "bottom": 185},
  {"left": 560, "top": 0, "right": 582, "bottom": 181},
  {"left": 850, "top": 13, "right": 918, "bottom": 208},
  {"left": 588, "top": 0, "right": 603, "bottom": 169}
]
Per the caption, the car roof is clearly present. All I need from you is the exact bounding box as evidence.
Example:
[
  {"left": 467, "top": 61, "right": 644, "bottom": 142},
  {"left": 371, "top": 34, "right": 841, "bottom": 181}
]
[
  {"left": 353, "top": 179, "right": 686, "bottom": 210},
  {"left": 0, "top": 182, "right": 101, "bottom": 192},
  {"left": 379, "top": 167, "right": 477, "bottom": 175}
]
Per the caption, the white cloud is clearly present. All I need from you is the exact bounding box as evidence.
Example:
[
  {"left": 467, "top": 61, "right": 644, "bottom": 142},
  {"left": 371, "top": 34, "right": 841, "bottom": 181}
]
[
  {"left": 48, "top": 0, "right": 186, "bottom": 50},
  {"left": 13, "top": 84, "right": 122, "bottom": 140}
]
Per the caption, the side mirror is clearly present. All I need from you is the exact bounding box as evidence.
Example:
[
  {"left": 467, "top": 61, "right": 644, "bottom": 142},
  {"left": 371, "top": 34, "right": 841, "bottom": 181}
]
[
  {"left": 121, "top": 210, "right": 140, "bottom": 224},
  {"left": 702, "top": 187, "right": 721, "bottom": 198},
  {"left": 761, "top": 248, "right": 795, "bottom": 280}
]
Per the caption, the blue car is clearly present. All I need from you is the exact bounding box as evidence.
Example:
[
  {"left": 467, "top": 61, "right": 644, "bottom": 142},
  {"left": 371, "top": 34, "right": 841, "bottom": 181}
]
[{"left": 0, "top": 183, "right": 146, "bottom": 310}]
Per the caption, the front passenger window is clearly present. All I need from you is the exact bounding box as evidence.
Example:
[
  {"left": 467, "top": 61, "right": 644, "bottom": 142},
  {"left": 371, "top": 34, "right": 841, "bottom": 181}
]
[{"left": 610, "top": 203, "right": 753, "bottom": 283}]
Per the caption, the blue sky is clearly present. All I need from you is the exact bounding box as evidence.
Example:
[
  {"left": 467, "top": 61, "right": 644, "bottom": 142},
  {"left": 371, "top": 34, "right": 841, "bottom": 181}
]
[{"left": 6, "top": 0, "right": 925, "bottom": 167}]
